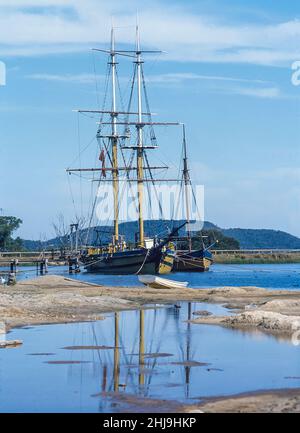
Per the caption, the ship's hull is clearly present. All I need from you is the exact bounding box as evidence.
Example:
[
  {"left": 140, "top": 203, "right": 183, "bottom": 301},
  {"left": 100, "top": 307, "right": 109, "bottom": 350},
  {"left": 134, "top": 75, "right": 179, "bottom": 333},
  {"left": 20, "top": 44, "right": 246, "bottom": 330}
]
[
  {"left": 173, "top": 249, "right": 213, "bottom": 272},
  {"left": 81, "top": 248, "right": 161, "bottom": 275}
]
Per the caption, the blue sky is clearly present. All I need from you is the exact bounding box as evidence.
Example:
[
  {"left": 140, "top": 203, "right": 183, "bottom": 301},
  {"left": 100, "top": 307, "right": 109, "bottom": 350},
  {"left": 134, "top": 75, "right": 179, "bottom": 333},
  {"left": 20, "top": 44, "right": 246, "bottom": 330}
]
[{"left": 0, "top": 0, "right": 300, "bottom": 239}]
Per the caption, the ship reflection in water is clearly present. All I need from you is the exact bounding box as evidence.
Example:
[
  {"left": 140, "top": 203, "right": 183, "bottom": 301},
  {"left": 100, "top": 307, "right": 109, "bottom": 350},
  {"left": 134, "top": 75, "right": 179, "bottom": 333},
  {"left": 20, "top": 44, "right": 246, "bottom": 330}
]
[{"left": 0, "top": 302, "right": 299, "bottom": 413}]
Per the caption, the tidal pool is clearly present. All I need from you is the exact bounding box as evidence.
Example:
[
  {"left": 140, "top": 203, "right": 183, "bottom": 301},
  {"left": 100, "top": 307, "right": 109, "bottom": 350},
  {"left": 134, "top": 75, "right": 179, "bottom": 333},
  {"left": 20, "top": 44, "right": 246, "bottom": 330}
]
[{"left": 0, "top": 302, "right": 299, "bottom": 413}]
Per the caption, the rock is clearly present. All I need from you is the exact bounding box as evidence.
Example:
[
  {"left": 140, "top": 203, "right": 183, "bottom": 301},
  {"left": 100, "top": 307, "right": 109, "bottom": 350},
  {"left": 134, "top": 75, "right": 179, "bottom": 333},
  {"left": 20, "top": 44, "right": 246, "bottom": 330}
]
[
  {"left": 0, "top": 340, "right": 23, "bottom": 348},
  {"left": 224, "top": 303, "right": 243, "bottom": 310},
  {"left": 224, "top": 311, "right": 300, "bottom": 335},
  {"left": 193, "top": 310, "right": 213, "bottom": 317},
  {"left": 7, "top": 273, "right": 16, "bottom": 286},
  {"left": 0, "top": 323, "right": 6, "bottom": 334}
]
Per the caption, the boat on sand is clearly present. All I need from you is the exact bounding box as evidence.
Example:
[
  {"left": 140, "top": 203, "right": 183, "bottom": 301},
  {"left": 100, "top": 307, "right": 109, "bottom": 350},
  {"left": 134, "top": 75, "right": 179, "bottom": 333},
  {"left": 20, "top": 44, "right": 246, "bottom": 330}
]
[{"left": 138, "top": 275, "right": 188, "bottom": 290}]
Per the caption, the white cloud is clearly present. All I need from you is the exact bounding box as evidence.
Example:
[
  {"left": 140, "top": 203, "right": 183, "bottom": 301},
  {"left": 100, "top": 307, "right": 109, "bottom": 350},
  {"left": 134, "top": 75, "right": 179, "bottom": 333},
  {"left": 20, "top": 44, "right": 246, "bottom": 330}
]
[
  {"left": 27, "top": 71, "right": 282, "bottom": 99},
  {"left": 28, "top": 71, "right": 268, "bottom": 85},
  {"left": 0, "top": 60, "right": 5, "bottom": 86},
  {"left": 0, "top": 1, "right": 300, "bottom": 65},
  {"left": 230, "top": 86, "right": 282, "bottom": 99},
  {"left": 27, "top": 73, "right": 103, "bottom": 84},
  {"left": 145, "top": 72, "right": 267, "bottom": 84},
  {"left": 0, "top": 0, "right": 72, "bottom": 5}
]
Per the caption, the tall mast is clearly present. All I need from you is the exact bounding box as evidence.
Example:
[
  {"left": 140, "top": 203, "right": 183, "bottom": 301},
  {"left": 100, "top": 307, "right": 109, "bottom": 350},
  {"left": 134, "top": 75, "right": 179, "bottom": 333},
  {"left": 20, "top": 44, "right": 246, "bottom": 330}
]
[
  {"left": 69, "top": 29, "right": 181, "bottom": 248},
  {"left": 111, "top": 27, "right": 119, "bottom": 245},
  {"left": 182, "top": 125, "right": 192, "bottom": 251},
  {"left": 136, "top": 26, "right": 144, "bottom": 246}
]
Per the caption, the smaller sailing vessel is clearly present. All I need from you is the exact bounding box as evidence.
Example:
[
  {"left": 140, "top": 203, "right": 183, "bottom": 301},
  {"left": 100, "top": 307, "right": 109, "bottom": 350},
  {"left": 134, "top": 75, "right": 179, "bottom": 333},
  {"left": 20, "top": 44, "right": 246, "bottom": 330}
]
[
  {"left": 173, "top": 248, "right": 213, "bottom": 272},
  {"left": 172, "top": 126, "right": 213, "bottom": 273}
]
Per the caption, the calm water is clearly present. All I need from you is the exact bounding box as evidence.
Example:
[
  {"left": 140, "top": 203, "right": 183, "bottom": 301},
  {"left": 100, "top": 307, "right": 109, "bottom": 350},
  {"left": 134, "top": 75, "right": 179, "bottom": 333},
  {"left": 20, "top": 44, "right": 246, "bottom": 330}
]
[
  {"left": 2, "top": 263, "right": 300, "bottom": 290},
  {"left": 0, "top": 302, "right": 299, "bottom": 413}
]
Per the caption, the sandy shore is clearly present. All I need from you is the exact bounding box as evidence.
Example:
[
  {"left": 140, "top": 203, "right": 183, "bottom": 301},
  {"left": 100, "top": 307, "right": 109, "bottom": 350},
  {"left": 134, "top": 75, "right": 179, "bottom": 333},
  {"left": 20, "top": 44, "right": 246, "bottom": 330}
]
[
  {"left": 90, "top": 388, "right": 300, "bottom": 413},
  {"left": 187, "top": 388, "right": 300, "bottom": 413},
  {"left": 1, "top": 275, "right": 300, "bottom": 333}
]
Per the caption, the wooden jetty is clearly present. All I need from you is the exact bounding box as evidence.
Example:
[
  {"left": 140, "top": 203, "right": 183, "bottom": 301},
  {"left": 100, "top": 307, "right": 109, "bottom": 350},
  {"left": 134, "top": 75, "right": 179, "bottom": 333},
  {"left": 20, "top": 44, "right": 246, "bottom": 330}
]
[
  {"left": 0, "top": 249, "right": 66, "bottom": 265},
  {"left": 0, "top": 250, "right": 81, "bottom": 278}
]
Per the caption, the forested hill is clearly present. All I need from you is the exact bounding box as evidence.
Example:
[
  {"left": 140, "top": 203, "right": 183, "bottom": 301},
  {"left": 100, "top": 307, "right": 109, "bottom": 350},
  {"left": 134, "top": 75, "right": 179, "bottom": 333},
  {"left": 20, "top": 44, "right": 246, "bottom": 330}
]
[
  {"left": 222, "top": 228, "right": 300, "bottom": 249},
  {"left": 21, "top": 220, "right": 300, "bottom": 251}
]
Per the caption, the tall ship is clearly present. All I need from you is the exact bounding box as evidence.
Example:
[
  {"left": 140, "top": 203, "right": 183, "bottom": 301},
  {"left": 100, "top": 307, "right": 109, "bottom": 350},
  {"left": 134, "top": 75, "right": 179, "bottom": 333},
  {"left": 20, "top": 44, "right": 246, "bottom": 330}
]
[{"left": 67, "top": 26, "right": 213, "bottom": 275}]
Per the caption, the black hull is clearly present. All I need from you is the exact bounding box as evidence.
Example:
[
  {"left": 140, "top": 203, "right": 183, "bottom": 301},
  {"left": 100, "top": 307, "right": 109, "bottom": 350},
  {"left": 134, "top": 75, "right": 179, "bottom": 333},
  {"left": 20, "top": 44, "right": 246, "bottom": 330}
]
[
  {"left": 81, "top": 248, "right": 161, "bottom": 275},
  {"left": 173, "top": 250, "right": 213, "bottom": 272}
]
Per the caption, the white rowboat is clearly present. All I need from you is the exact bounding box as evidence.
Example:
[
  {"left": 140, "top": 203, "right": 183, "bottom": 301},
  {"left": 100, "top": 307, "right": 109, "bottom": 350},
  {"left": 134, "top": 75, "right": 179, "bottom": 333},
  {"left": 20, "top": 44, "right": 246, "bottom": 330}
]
[{"left": 138, "top": 275, "right": 189, "bottom": 290}]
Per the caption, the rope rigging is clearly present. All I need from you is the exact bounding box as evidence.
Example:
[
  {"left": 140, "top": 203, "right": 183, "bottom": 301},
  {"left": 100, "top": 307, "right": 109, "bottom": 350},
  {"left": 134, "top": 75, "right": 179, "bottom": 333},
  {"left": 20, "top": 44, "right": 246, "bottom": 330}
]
[{"left": 66, "top": 34, "right": 196, "bottom": 251}]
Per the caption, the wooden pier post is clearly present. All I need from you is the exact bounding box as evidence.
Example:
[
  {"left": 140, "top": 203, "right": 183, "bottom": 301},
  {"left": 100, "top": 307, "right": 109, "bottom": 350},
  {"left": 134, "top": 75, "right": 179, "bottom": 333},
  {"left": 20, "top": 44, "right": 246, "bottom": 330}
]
[
  {"left": 68, "top": 257, "right": 80, "bottom": 274},
  {"left": 74, "top": 257, "right": 80, "bottom": 274},
  {"left": 68, "top": 257, "right": 73, "bottom": 274},
  {"left": 10, "top": 259, "right": 18, "bottom": 274},
  {"left": 39, "top": 261, "right": 44, "bottom": 275},
  {"left": 7, "top": 273, "right": 16, "bottom": 286},
  {"left": 44, "top": 258, "right": 48, "bottom": 274}
]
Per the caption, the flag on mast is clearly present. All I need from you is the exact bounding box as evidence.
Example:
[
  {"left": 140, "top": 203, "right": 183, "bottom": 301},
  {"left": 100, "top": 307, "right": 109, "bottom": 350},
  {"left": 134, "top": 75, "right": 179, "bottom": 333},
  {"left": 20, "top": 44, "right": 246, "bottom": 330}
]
[{"left": 99, "top": 149, "right": 106, "bottom": 177}]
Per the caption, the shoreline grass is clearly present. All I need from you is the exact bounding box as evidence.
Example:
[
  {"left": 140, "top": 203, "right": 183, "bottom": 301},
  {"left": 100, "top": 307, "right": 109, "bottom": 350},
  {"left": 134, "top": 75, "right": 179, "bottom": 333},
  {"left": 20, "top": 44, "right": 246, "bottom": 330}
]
[{"left": 214, "top": 254, "right": 300, "bottom": 265}]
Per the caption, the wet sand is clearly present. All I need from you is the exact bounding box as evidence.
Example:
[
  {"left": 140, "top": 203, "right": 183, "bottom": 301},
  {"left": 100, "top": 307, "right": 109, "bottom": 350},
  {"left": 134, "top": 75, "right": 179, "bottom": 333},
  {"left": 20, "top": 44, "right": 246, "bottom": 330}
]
[
  {"left": 1, "top": 275, "right": 300, "bottom": 332},
  {"left": 91, "top": 388, "right": 300, "bottom": 413},
  {"left": 187, "top": 388, "right": 300, "bottom": 413}
]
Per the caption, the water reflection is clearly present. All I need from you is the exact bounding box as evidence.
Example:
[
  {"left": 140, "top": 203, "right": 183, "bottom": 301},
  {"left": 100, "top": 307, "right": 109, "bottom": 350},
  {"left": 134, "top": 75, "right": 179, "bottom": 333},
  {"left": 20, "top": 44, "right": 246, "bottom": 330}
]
[{"left": 0, "top": 302, "right": 299, "bottom": 413}]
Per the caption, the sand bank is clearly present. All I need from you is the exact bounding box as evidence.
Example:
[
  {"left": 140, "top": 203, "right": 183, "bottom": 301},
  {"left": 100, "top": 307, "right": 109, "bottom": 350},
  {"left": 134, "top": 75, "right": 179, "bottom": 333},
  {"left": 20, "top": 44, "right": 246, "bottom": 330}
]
[
  {"left": 1, "top": 275, "right": 300, "bottom": 332},
  {"left": 192, "top": 310, "right": 300, "bottom": 338},
  {"left": 186, "top": 388, "right": 300, "bottom": 413},
  {"left": 92, "top": 388, "right": 300, "bottom": 413}
]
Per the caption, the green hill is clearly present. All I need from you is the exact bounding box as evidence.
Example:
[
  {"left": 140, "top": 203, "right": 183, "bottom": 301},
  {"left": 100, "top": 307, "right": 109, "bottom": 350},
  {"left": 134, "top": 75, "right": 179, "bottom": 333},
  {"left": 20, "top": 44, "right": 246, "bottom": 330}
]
[
  {"left": 223, "top": 228, "right": 300, "bottom": 249},
  {"left": 21, "top": 220, "right": 300, "bottom": 251}
]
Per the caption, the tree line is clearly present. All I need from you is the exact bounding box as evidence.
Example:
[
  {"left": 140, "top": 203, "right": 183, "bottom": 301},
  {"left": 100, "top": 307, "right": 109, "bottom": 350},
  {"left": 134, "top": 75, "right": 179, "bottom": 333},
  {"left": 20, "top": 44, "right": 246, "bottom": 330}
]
[{"left": 0, "top": 216, "right": 23, "bottom": 251}]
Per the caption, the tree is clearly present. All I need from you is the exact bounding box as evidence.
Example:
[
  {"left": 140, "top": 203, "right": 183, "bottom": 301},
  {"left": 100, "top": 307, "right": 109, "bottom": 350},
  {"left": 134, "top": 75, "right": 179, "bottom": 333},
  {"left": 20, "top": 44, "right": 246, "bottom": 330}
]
[
  {"left": 0, "top": 216, "right": 23, "bottom": 251},
  {"left": 200, "top": 229, "right": 240, "bottom": 250},
  {"left": 181, "top": 229, "right": 240, "bottom": 251},
  {"left": 52, "top": 214, "right": 70, "bottom": 249},
  {"left": 52, "top": 214, "right": 87, "bottom": 250}
]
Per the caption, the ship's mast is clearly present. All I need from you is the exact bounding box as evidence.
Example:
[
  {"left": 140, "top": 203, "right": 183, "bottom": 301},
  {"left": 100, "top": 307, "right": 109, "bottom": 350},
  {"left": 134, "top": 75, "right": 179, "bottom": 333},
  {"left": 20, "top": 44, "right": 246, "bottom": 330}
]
[
  {"left": 136, "top": 26, "right": 144, "bottom": 246},
  {"left": 67, "top": 29, "right": 181, "bottom": 247},
  {"left": 182, "top": 125, "right": 192, "bottom": 252},
  {"left": 110, "top": 27, "right": 119, "bottom": 245}
]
